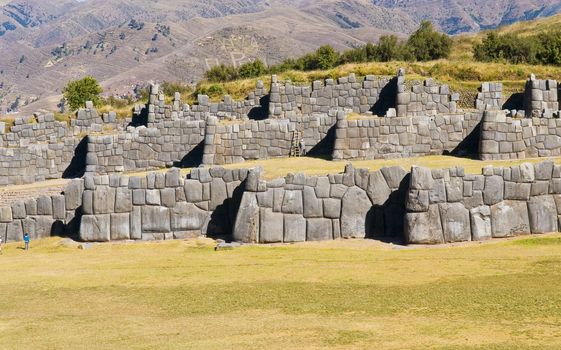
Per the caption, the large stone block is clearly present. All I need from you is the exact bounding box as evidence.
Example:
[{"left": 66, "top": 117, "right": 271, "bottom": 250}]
[
  {"left": 115, "top": 188, "right": 133, "bottom": 213},
  {"left": 284, "top": 214, "right": 306, "bottom": 242},
  {"left": 80, "top": 214, "right": 110, "bottom": 242},
  {"left": 341, "top": 186, "right": 372, "bottom": 238},
  {"left": 0, "top": 206, "right": 12, "bottom": 223},
  {"left": 406, "top": 189, "right": 429, "bottom": 212},
  {"left": 259, "top": 208, "right": 283, "bottom": 243},
  {"left": 6, "top": 220, "right": 23, "bottom": 242},
  {"left": 323, "top": 198, "right": 341, "bottom": 219},
  {"left": 307, "top": 218, "right": 332, "bottom": 241},
  {"left": 381, "top": 166, "right": 407, "bottom": 189},
  {"left": 130, "top": 206, "right": 142, "bottom": 240},
  {"left": 184, "top": 179, "right": 203, "bottom": 203},
  {"left": 64, "top": 179, "right": 84, "bottom": 211},
  {"left": 51, "top": 195, "right": 66, "bottom": 220},
  {"left": 209, "top": 178, "right": 227, "bottom": 210},
  {"left": 171, "top": 202, "right": 208, "bottom": 232},
  {"left": 491, "top": 200, "right": 530, "bottom": 237},
  {"left": 233, "top": 193, "right": 260, "bottom": 243},
  {"left": 281, "top": 190, "right": 303, "bottom": 214},
  {"left": 528, "top": 196, "right": 558, "bottom": 234},
  {"left": 410, "top": 166, "right": 433, "bottom": 190},
  {"left": 141, "top": 206, "right": 170, "bottom": 233},
  {"left": 303, "top": 186, "right": 323, "bottom": 218},
  {"left": 110, "top": 213, "right": 130, "bottom": 240},
  {"left": 93, "top": 186, "right": 115, "bottom": 214},
  {"left": 470, "top": 206, "right": 491, "bottom": 241},
  {"left": 404, "top": 205, "right": 443, "bottom": 244},
  {"left": 439, "top": 203, "right": 471, "bottom": 242},
  {"left": 36, "top": 196, "right": 53, "bottom": 216},
  {"left": 483, "top": 176, "right": 504, "bottom": 205},
  {"left": 11, "top": 201, "right": 26, "bottom": 220},
  {"left": 145, "top": 189, "right": 161, "bottom": 206},
  {"left": 367, "top": 170, "right": 391, "bottom": 206},
  {"left": 160, "top": 188, "right": 176, "bottom": 208}
]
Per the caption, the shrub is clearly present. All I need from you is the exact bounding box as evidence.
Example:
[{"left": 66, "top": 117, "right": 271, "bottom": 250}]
[
  {"left": 62, "top": 76, "right": 103, "bottom": 111},
  {"left": 204, "top": 64, "right": 239, "bottom": 82},
  {"left": 238, "top": 59, "right": 267, "bottom": 79},
  {"left": 407, "top": 21, "right": 452, "bottom": 61}
]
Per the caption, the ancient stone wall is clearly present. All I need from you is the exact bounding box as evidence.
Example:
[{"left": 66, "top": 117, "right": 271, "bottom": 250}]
[
  {"left": 396, "top": 72, "right": 459, "bottom": 117},
  {"left": 78, "top": 167, "right": 248, "bottom": 241},
  {"left": 233, "top": 164, "right": 408, "bottom": 243},
  {"left": 202, "top": 111, "right": 338, "bottom": 165},
  {"left": 524, "top": 75, "right": 559, "bottom": 117},
  {"left": 476, "top": 82, "right": 503, "bottom": 111},
  {"left": 86, "top": 119, "right": 206, "bottom": 174},
  {"left": 404, "top": 161, "right": 561, "bottom": 244},
  {"left": 479, "top": 110, "right": 561, "bottom": 160},
  {"left": 268, "top": 74, "right": 392, "bottom": 118},
  {"left": 333, "top": 111, "right": 483, "bottom": 160},
  {"left": 0, "top": 178, "right": 84, "bottom": 242}
]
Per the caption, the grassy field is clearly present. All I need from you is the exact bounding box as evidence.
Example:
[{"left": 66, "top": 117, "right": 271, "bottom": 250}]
[{"left": 1, "top": 235, "right": 561, "bottom": 349}]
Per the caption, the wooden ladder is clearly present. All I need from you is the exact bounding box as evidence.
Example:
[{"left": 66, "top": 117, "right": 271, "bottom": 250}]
[{"left": 290, "top": 129, "right": 302, "bottom": 157}]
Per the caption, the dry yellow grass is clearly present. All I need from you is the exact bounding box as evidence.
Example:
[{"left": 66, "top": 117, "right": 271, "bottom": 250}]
[
  {"left": 222, "top": 155, "right": 561, "bottom": 180},
  {"left": 1, "top": 235, "right": 561, "bottom": 349}
]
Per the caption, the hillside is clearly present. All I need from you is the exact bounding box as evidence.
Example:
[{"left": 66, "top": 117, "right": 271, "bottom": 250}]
[{"left": 1, "top": 0, "right": 561, "bottom": 114}]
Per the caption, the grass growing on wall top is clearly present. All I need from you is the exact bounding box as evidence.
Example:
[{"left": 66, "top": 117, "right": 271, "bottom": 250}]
[{"left": 1, "top": 235, "right": 561, "bottom": 349}]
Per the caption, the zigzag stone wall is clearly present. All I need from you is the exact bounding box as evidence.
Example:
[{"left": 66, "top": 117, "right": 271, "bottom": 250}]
[
  {"left": 396, "top": 71, "right": 459, "bottom": 117},
  {"left": 479, "top": 110, "right": 561, "bottom": 160},
  {"left": 202, "top": 111, "right": 338, "bottom": 165},
  {"left": 268, "top": 73, "right": 392, "bottom": 118},
  {"left": 233, "top": 164, "right": 409, "bottom": 243},
  {"left": 405, "top": 161, "right": 561, "bottom": 244},
  {"left": 332, "top": 111, "right": 483, "bottom": 160}
]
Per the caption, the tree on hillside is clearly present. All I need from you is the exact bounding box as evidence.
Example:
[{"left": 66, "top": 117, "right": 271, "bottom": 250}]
[
  {"left": 62, "top": 76, "right": 103, "bottom": 111},
  {"left": 238, "top": 59, "right": 267, "bottom": 79},
  {"left": 313, "top": 45, "right": 340, "bottom": 70},
  {"left": 407, "top": 21, "right": 452, "bottom": 61}
]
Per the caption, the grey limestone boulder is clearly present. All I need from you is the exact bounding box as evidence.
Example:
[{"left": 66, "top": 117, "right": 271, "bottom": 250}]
[
  {"left": 284, "top": 214, "right": 306, "bottom": 242},
  {"left": 340, "top": 186, "right": 372, "bottom": 238},
  {"left": 406, "top": 189, "right": 429, "bottom": 212},
  {"left": 64, "top": 179, "right": 84, "bottom": 211},
  {"left": 323, "top": 198, "right": 341, "bottom": 219},
  {"left": 439, "top": 202, "right": 471, "bottom": 242},
  {"left": 483, "top": 176, "right": 504, "bottom": 205},
  {"left": 184, "top": 179, "right": 203, "bottom": 203},
  {"left": 527, "top": 195, "right": 558, "bottom": 234},
  {"left": 404, "top": 205, "right": 443, "bottom": 244},
  {"left": 110, "top": 213, "right": 130, "bottom": 240},
  {"left": 282, "top": 190, "right": 303, "bottom": 214},
  {"left": 0, "top": 207, "right": 13, "bottom": 223},
  {"left": 209, "top": 178, "right": 227, "bottom": 210},
  {"left": 37, "top": 196, "right": 53, "bottom": 216},
  {"left": 171, "top": 202, "right": 208, "bottom": 232},
  {"left": 51, "top": 195, "right": 66, "bottom": 220},
  {"left": 470, "top": 206, "right": 492, "bottom": 241},
  {"left": 145, "top": 189, "right": 161, "bottom": 206},
  {"left": 6, "top": 220, "right": 23, "bottom": 242},
  {"left": 130, "top": 206, "right": 142, "bottom": 240},
  {"left": 367, "top": 170, "right": 391, "bottom": 206},
  {"left": 381, "top": 166, "right": 406, "bottom": 189},
  {"left": 410, "top": 166, "right": 433, "bottom": 190},
  {"left": 303, "top": 186, "right": 323, "bottom": 218},
  {"left": 233, "top": 193, "right": 259, "bottom": 243},
  {"left": 259, "top": 208, "right": 283, "bottom": 243},
  {"left": 93, "top": 187, "right": 115, "bottom": 214},
  {"left": 141, "top": 206, "right": 170, "bottom": 233},
  {"left": 115, "top": 188, "right": 133, "bottom": 213},
  {"left": 160, "top": 188, "right": 177, "bottom": 208},
  {"left": 80, "top": 214, "right": 110, "bottom": 242},
  {"left": 491, "top": 200, "right": 530, "bottom": 237},
  {"left": 11, "top": 201, "right": 26, "bottom": 220},
  {"left": 307, "top": 218, "right": 332, "bottom": 241}
]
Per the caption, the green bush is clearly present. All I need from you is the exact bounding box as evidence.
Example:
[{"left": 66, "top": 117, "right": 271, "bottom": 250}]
[
  {"left": 62, "top": 76, "right": 103, "bottom": 111},
  {"left": 407, "top": 21, "right": 452, "bottom": 61},
  {"left": 238, "top": 59, "right": 267, "bottom": 79},
  {"left": 204, "top": 64, "right": 239, "bottom": 82}
]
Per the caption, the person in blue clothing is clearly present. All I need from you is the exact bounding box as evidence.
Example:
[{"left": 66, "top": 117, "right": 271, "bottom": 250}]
[{"left": 23, "top": 233, "right": 30, "bottom": 251}]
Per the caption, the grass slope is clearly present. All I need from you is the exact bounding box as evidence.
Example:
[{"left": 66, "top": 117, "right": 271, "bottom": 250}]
[{"left": 1, "top": 236, "right": 561, "bottom": 349}]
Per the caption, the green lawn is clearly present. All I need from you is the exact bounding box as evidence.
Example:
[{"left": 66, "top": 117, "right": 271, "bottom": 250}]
[{"left": 1, "top": 236, "right": 561, "bottom": 349}]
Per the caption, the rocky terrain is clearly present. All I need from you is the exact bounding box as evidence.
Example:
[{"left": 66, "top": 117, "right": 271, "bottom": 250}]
[{"left": 0, "top": 0, "right": 559, "bottom": 112}]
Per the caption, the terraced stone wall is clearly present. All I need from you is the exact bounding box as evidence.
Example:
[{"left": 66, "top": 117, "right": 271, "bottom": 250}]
[
  {"left": 86, "top": 119, "right": 206, "bottom": 174},
  {"left": 333, "top": 111, "right": 483, "bottom": 160},
  {"left": 396, "top": 72, "right": 459, "bottom": 117},
  {"left": 232, "top": 164, "right": 409, "bottom": 243},
  {"left": 479, "top": 111, "right": 561, "bottom": 160},
  {"left": 203, "top": 111, "right": 338, "bottom": 165},
  {"left": 524, "top": 75, "right": 559, "bottom": 117},
  {"left": 268, "top": 74, "right": 393, "bottom": 118},
  {"left": 79, "top": 167, "right": 248, "bottom": 241},
  {"left": 404, "top": 161, "right": 561, "bottom": 244}
]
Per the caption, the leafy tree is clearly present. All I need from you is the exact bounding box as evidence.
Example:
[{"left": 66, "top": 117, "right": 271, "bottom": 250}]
[
  {"left": 313, "top": 45, "right": 340, "bottom": 70},
  {"left": 62, "top": 76, "right": 103, "bottom": 110},
  {"left": 537, "top": 30, "right": 561, "bottom": 65},
  {"left": 204, "top": 64, "right": 239, "bottom": 82},
  {"left": 377, "top": 35, "right": 402, "bottom": 61},
  {"left": 238, "top": 59, "right": 267, "bottom": 79},
  {"left": 407, "top": 21, "right": 452, "bottom": 61}
]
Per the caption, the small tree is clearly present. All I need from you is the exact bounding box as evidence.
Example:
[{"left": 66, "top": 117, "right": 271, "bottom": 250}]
[
  {"left": 407, "top": 21, "right": 452, "bottom": 61},
  {"left": 377, "top": 35, "right": 401, "bottom": 61},
  {"left": 62, "top": 76, "right": 103, "bottom": 110},
  {"left": 238, "top": 59, "right": 267, "bottom": 79},
  {"left": 314, "top": 45, "right": 340, "bottom": 70}
]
